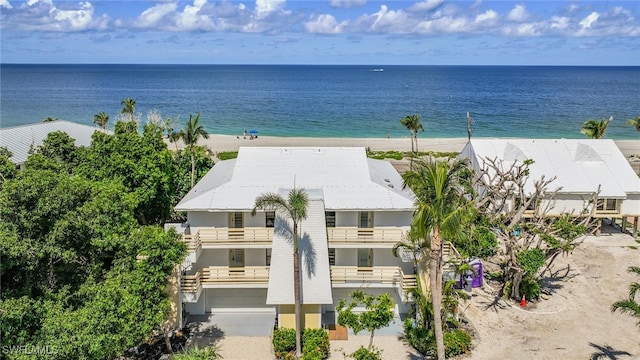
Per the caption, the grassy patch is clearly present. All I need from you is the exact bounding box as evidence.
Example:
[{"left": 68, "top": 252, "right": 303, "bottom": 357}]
[{"left": 216, "top": 151, "right": 238, "bottom": 160}]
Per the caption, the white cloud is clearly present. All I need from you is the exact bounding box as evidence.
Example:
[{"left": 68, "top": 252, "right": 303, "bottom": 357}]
[
  {"left": 0, "top": 0, "right": 12, "bottom": 9},
  {"left": 409, "top": 0, "right": 443, "bottom": 12},
  {"left": 255, "top": 0, "right": 285, "bottom": 18},
  {"left": 507, "top": 4, "right": 528, "bottom": 22},
  {"left": 475, "top": 10, "right": 498, "bottom": 24},
  {"left": 329, "top": 0, "right": 366, "bottom": 9},
  {"left": 550, "top": 16, "right": 569, "bottom": 30},
  {"left": 137, "top": 2, "right": 177, "bottom": 28},
  {"left": 305, "top": 14, "right": 347, "bottom": 34},
  {"left": 579, "top": 12, "right": 599, "bottom": 29}
]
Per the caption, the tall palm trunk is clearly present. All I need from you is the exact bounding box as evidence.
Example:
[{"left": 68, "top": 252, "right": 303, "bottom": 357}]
[
  {"left": 431, "top": 228, "right": 445, "bottom": 360},
  {"left": 190, "top": 148, "right": 196, "bottom": 188},
  {"left": 293, "top": 224, "right": 302, "bottom": 357}
]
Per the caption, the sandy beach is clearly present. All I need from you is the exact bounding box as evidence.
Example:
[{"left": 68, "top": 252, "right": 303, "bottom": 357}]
[{"left": 178, "top": 135, "right": 639, "bottom": 158}]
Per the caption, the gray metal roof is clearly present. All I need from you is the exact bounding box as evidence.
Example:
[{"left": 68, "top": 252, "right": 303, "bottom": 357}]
[{"left": 0, "top": 120, "right": 102, "bottom": 164}]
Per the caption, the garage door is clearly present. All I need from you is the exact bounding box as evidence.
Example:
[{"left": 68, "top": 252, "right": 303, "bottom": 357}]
[{"left": 205, "top": 288, "right": 275, "bottom": 314}]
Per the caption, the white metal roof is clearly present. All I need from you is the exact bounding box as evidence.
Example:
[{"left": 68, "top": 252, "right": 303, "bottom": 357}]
[
  {"left": 267, "top": 197, "right": 333, "bottom": 305},
  {"left": 0, "top": 120, "right": 102, "bottom": 164},
  {"left": 176, "top": 147, "right": 416, "bottom": 211},
  {"left": 461, "top": 139, "right": 640, "bottom": 198}
]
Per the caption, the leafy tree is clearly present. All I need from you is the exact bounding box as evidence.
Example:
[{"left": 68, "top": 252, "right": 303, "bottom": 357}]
[
  {"left": 470, "top": 157, "right": 591, "bottom": 301},
  {"left": 337, "top": 290, "right": 394, "bottom": 350},
  {"left": 78, "top": 121, "right": 176, "bottom": 225},
  {"left": 93, "top": 111, "right": 110, "bottom": 131},
  {"left": 0, "top": 147, "right": 16, "bottom": 186},
  {"left": 611, "top": 266, "right": 640, "bottom": 328},
  {"left": 627, "top": 116, "right": 640, "bottom": 132},
  {"left": 252, "top": 189, "right": 308, "bottom": 357},
  {"left": 401, "top": 158, "right": 469, "bottom": 360},
  {"left": 179, "top": 113, "right": 210, "bottom": 188},
  {"left": 581, "top": 116, "right": 612, "bottom": 139},
  {"left": 121, "top": 97, "right": 136, "bottom": 121},
  {"left": 400, "top": 114, "right": 424, "bottom": 168},
  {"left": 170, "top": 146, "right": 214, "bottom": 220}
]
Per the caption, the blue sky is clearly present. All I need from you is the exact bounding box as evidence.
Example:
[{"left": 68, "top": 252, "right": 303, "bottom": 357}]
[{"left": 1, "top": 0, "right": 638, "bottom": 65}]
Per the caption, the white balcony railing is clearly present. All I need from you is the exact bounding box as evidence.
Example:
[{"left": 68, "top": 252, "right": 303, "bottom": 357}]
[
  {"left": 330, "top": 266, "right": 416, "bottom": 290},
  {"left": 327, "top": 227, "right": 406, "bottom": 247},
  {"left": 181, "top": 266, "right": 270, "bottom": 292},
  {"left": 183, "top": 227, "right": 274, "bottom": 251}
]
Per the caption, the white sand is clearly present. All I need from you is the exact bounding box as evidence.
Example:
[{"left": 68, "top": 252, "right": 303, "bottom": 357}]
[
  {"left": 174, "top": 135, "right": 639, "bottom": 157},
  {"left": 210, "top": 229, "right": 640, "bottom": 360}
]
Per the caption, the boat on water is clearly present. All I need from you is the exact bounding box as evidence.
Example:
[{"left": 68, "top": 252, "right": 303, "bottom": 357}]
[{"left": 373, "top": 68, "right": 384, "bottom": 72}]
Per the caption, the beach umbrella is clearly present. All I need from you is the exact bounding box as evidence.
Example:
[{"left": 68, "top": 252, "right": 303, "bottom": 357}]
[{"left": 249, "top": 129, "right": 258, "bottom": 135}]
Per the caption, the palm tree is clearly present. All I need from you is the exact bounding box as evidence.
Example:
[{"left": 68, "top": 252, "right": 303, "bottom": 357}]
[
  {"left": 252, "top": 189, "right": 308, "bottom": 357},
  {"left": 400, "top": 114, "right": 424, "bottom": 153},
  {"left": 611, "top": 266, "right": 640, "bottom": 328},
  {"left": 179, "top": 113, "right": 209, "bottom": 188},
  {"left": 581, "top": 116, "right": 612, "bottom": 139},
  {"left": 93, "top": 111, "right": 109, "bottom": 131},
  {"left": 120, "top": 97, "right": 136, "bottom": 121},
  {"left": 402, "top": 158, "right": 468, "bottom": 360},
  {"left": 627, "top": 116, "right": 640, "bottom": 132}
]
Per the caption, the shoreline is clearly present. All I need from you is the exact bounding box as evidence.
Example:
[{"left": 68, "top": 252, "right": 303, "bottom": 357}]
[{"left": 173, "top": 135, "right": 640, "bottom": 157}]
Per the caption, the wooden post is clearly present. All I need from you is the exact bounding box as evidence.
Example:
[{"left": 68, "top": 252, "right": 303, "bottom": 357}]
[
  {"left": 634, "top": 216, "right": 639, "bottom": 239},
  {"left": 622, "top": 217, "right": 628, "bottom": 235}
]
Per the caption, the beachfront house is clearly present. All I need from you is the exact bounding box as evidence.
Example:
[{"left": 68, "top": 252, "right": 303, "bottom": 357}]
[
  {"left": 460, "top": 139, "right": 640, "bottom": 235},
  {"left": 171, "top": 147, "right": 417, "bottom": 333},
  {"left": 0, "top": 120, "right": 103, "bottom": 169}
]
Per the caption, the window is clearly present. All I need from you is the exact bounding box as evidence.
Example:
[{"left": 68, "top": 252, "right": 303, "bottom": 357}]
[
  {"left": 596, "top": 199, "right": 619, "bottom": 213},
  {"left": 229, "top": 249, "right": 245, "bottom": 268},
  {"left": 325, "top": 211, "right": 336, "bottom": 228},
  {"left": 266, "top": 248, "right": 272, "bottom": 266},
  {"left": 357, "top": 248, "right": 373, "bottom": 268},
  {"left": 328, "top": 248, "right": 335, "bottom": 266},
  {"left": 359, "top": 212, "right": 373, "bottom": 228},
  {"left": 266, "top": 211, "right": 276, "bottom": 228},
  {"left": 229, "top": 212, "right": 244, "bottom": 228}
]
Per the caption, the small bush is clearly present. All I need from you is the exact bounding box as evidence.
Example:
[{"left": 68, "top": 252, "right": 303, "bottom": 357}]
[
  {"left": 350, "top": 346, "right": 383, "bottom": 360},
  {"left": 403, "top": 319, "right": 472, "bottom": 358},
  {"left": 302, "top": 328, "right": 329, "bottom": 360},
  {"left": 273, "top": 327, "right": 330, "bottom": 360},
  {"left": 443, "top": 329, "right": 472, "bottom": 358},
  {"left": 273, "top": 327, "right": 296, "bottom": 358},
  {"left": 519, "top": 275, "right": 542, "bottom": 301},
  {"left": 216, "top": 151, "right": 238, "bottom": 160},
  {"left": 173, "top": 345, "right": 221, "bottom": 360}
]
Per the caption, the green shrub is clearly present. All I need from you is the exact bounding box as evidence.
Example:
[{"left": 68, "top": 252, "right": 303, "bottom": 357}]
[
  {"left": 443, "top": 329, "right": 472, "bottom": 358},
  {"left": 302, "top": 328, "right": 329, "bottom": 360},
  {"left": 403, "top": 319, "right": 472, "bottom": 358},
  {"left": 174, "top": 345, "right": 221, "bottom": 360},
  {"left": 517, "top": 248, "right": 546, "bottom": 275},
  {"left": 216, "top": 151, "right": 238, "bottom": 160},
  {"left": 273, "top": 327, "right": 330, "bottom": 359},
  {"left": 273, "top": 327, "right": 296, "bottom": 358},
  {"left": 519, "top": 275, "right": 543, "bottom": 300},
  {"left": 350, "top": 346, "right": 383, "bottom": 360}
]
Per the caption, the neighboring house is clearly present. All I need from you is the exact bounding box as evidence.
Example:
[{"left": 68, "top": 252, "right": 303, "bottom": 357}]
[
  {"left": 460, "top": 139, "right": 640, "bottom": 235},
  {"left": 0, "top": 120, "right": 102, "bottom": 168},
  {"left": 172, "top": 147, "right": 417, "bottom": 331}
]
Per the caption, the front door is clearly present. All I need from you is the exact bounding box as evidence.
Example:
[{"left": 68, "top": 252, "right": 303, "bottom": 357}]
[{"left": 229, "top": 249, "right": 245, "bottom": 268}]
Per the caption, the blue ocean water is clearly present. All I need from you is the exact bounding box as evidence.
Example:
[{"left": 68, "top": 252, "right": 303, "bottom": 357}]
[{"left": 1, "top": 64, "right": 638, "bottom": 139}]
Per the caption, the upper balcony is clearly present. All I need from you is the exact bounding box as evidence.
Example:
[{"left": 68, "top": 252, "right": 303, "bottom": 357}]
[
  {"left": 183, "top": 226, "right": 408, "bottom": 253},
  {"left": 183, "top": 227, "right": 274, "bottom": 251},
  {"left": 327, "top": 227, "right": 407, "bottom": 248}
]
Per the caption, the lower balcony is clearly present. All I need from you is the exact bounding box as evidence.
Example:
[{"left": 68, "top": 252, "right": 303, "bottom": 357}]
[
  {"left": 182, "top": 266, "right": 270, "bottom": 294},
  {"left": 330, "top": 266, "right": 416, "bottom": 289}
]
